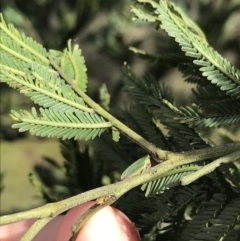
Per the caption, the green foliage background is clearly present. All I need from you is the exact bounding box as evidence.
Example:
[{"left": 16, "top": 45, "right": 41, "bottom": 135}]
[
  {"left": 1, "top": 0, "right": 240, "bottom": 140},
  {"left": 1, "top": 0, "right": 240, "bottom": 240}
]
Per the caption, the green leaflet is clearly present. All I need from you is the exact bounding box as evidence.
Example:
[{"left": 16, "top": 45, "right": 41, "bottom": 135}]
[
  {"left": 180, "top": 194, "right": 240, "bottom": 241},
  {"left": 99, "top": 83, "right": 111, "bottom": 111},
  {"left": 0, "top": 2, "right": 240, "bottom": 241},
  {"left": 0, "top": 62, "right": 91, "bottom": 113},
  {"left": 129, "top": 0, "right": 240, "bottom": 132},
  {"left": 0, "top": 14, "right": 114, "bottom": 141},
  {"left": 0, "top": 15, "right": 90, "bottom": 113},
  {"left": 50, "top": 40, "right": 88, "bottom": 92},
  {"left": 0, "top": 13, "right": 48, "bottom": 65},
  {"left": 111, "top": 127, "right": 120, "bottom": 142},
  {"left": 132, "top": 0, "right": 240, "bottom": 99},
  {"left": 138, "top": 185, "right": 201, "bottom": 234},
  {"left": 121, "top": 155, "right": 151, "bottom": 180},
  {"left": 11, "top": 108, "right": 111, "bottom": 141},
  {"left": 141, "top": 165, "right": 200, "bottom": 197}
]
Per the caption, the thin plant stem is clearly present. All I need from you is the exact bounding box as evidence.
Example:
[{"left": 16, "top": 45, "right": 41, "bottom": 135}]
[
  {"left": 48, "top": 53, "right": 240, "bottom": 163},
  {"left": 20, "top": 217, "right": 52, "bottom": 241},
  {"left": 181, "top": 150, "right": 240, "bottom": 185},
  {"left": 70, "top": 195, "right": 117, "bottom": 241},
  {"left": 1, "top": 142, "right": 239, "bottom": 228},
  {"left": 48, "top": 53, "right": 167, "bottom": 161}
]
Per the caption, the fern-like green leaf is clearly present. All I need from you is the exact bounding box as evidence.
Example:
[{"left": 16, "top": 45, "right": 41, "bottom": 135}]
[
  {"left": 180, "top": 193, "right": 227, "bottom": 241},
  {"left": 181, "top": 197, "right": 240, "bottom": 241},
  {"left": 0, "top": 15, "right": 90, "bottom": 114},
  {"left": 218, "top": 162, "right": 240, "bottom": 193},
  {"left": 132, "top": 0, "right": 240, "bottom": 99},
  {"left": 123, "top": 70, "right": 209, "bottom": 150},
  {"left": 11, "top": 108, "right": 110, "bottom": 140},
  {"left": 139, "top": 185, "right": 201, "bottom": 237},
  {"left": 0, "top": 14, "right": 48, "bottom": 65},
  {"left": 123, "top": 70, "right": 163, "bottom": 111},
  {"left": 0, "top": 62, "right": 92, "bottom": 113},
  {"left": 94, "top": 133, "right": 133, "bottom": 171},
  {"left": 120, "top": 106, "right": 170, "bottom": 150},
  {"left": 50, "top": 40, "right": 88, "bottom": 92},
  {"left": 141, "top": 165, "right": 199, "bottom": 197},
  {"left": 158, "top": 1, "right": 240, "bottom": 90},
  {"left": 173, "top": 103, "right": 240, "bottom": 128}
]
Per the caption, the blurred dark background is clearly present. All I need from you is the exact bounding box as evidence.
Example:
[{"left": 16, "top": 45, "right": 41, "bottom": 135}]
[{"left": 1, "top": 0, "right": 240, "bottom": 214}]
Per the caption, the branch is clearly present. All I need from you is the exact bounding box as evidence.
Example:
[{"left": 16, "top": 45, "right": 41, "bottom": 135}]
[
  {"left": 1, "top": 143, "right": 239, "bottom": 228},
  {"left": 70, "top": 195, "right": 117, "bottom": 241},
  {"left": 181, "top": 150, "right": 240, "bottom": 185},
  {"left": 1, "top": 53, "right": 235, "bottom": 240},
  {"left": 48, "top": 53, "right": 166, "bottom": 160},
  {"left": 20, "top": 217, "right": 52, "bottom": 241},
  {"left": 48, "top": 53, "right": 240, "bottom": 163}
]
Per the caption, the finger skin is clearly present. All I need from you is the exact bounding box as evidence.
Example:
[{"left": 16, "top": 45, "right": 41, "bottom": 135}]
[
  {"left": 0, "top": 202, "right": 140, "bottom": 241},
  {"left": 0, "top": 219, "right": 36, "bottom": 241},
  {"left": 56, "top": 201, "right": 140, "bottom": 241},
  {"left": 0, "top": 216, "right": 62, "bottom": 241}
]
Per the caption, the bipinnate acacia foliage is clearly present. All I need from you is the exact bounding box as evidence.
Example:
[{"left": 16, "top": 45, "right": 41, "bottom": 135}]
[{"left": 0, "top": 0, "right": 240, "bottom": 240}]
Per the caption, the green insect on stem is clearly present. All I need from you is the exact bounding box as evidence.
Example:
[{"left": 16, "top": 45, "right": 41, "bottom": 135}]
[{"left": 121, "top": 155, "right": 151, "bottom": 180}]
